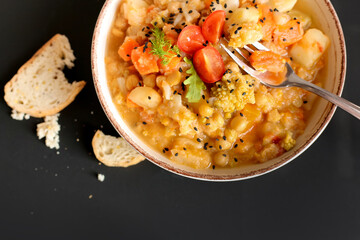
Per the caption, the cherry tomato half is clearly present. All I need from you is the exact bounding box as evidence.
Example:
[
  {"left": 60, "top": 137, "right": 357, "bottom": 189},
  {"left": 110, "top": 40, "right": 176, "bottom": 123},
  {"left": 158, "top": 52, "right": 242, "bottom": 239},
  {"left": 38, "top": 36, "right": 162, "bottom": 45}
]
[
  {"left": 177, "top": 25, "right": 206, "bottom": 54},
  {"left": 202, "top": 10, "right": 226, "bottom": 44},
  {"left": 193, "top": 46, "right": 226, "bottom": 83}
]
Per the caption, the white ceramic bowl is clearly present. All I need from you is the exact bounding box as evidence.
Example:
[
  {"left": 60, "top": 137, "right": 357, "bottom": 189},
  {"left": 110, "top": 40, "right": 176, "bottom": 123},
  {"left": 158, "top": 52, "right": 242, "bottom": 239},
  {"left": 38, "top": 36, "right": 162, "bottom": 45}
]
[{"left": 92, "top": 0, "right": 346, "bottom": 181}]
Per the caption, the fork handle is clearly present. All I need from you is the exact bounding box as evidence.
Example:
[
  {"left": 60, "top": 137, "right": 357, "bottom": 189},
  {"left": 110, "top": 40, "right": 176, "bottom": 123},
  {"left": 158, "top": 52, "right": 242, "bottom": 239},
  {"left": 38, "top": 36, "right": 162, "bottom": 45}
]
[{"left": 290, "top": 75, "right": 360, "bottom": 120}]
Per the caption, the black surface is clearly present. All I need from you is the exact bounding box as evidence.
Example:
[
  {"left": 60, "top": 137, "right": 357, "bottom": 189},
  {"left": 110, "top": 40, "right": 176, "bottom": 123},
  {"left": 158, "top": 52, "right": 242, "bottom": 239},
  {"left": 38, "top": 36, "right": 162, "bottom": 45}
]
[{"left": 0, "top": 0, "right": 359, "bottom": 239}]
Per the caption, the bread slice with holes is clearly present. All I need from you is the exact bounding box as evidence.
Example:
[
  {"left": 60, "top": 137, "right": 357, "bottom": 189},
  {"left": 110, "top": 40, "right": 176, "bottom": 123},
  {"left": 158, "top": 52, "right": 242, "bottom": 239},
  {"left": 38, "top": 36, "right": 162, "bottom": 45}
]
[
  {"left": 4, "top": 34, "right": 86, "bottom": 118},
  {"left": 92, "top": 130, "right": 146, "bottom": 167}
]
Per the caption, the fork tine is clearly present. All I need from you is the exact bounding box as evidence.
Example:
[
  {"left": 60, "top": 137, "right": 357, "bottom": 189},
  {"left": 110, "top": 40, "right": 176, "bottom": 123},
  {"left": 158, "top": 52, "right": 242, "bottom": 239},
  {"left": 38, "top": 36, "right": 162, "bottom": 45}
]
[
  {"left": 252, "top": 41, "right": 270, "bottom": 51},
  {"left": 234, "top": 47, "right": 250, "bottom": 61},
  {"left": 222, "top": 38, "right": 249, "bottom": 60},
  {"left": 243, "top": 45, "right": 254, "bottom": 53},
  {"left": 220, "top": 43, "right": 259, "bottom": 78}
]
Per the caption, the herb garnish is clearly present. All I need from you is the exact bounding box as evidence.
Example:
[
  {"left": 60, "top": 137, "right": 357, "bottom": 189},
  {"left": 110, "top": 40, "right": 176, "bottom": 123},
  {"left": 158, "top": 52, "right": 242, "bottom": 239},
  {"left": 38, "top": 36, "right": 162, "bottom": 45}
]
[
  {"left": 150, "top": 27, "right": 180, "bottom": 65},
  {"left": 183, "top": 57, "right": 206, "bottom": 103}
]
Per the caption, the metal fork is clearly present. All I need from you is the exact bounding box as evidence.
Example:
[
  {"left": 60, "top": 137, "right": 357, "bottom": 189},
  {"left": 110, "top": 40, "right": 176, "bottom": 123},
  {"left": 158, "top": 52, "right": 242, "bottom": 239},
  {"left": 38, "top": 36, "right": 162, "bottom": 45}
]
[{"left": 220, "top": 40, "right": 360, "bottom": 120}]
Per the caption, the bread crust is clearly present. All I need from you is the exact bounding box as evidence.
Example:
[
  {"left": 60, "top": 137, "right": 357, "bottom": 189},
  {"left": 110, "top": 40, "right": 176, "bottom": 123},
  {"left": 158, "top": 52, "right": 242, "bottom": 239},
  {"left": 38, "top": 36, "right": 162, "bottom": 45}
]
[
  {"left": 92, "top": 130, "right": 145, "bottom": 167},
  {"left": 4, "top": 34, "right": 86, "bottom": 118}
]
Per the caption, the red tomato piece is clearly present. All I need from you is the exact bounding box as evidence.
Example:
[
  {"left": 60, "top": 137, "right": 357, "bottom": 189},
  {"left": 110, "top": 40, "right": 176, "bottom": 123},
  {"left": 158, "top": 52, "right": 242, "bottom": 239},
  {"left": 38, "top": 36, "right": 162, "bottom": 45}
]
[
  {"left": 193, "top": 46, "right": 225, "bottom": 83},
  {"left": 177, "top": 25, "right": 206, "bottom": 54},
  {"left": 202, "top": 10, "right": 226, "bottom": 44}
]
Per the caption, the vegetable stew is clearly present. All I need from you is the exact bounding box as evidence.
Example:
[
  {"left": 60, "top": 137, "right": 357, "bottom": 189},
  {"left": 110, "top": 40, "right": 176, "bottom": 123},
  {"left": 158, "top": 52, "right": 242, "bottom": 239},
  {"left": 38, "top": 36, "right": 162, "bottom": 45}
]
[{"left": 105, "top": 0, "right": 329, "bottom": 169}]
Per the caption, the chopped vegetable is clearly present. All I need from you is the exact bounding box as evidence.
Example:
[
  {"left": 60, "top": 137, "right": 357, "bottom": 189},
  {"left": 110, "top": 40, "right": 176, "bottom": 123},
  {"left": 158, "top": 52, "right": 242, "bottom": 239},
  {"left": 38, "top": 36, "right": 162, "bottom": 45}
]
[
  {"left": 158, "top": 50, "right": 181, "bottom": 72},
  {"left": 118, "top": 38, "right": 140, "bottom": 61},
  {"left": 193, "top": 46, "right": 225, "bottom": 83},
  {"left": 202, "top": 10, "right": 226, "bottom": 44},
  {"left": 150, "top": 27, "right": 180, "bottom": 65},
  {"left": 211, "top": 72, "right": 256, "bottom": 114},
  {"left": 281, "top": 131, "right": 296, "bottom": 151},
  {"left": 131, "top": 43, "right": 159, "bottom": 75},
  {"left": 273, "top": 20, "right": 304, "bottom": 48},
  {"left": 183, "top": 57, "right": 206, "bottom": 103},
  {"left": 290, "top": 28, "right": 330, "bottom": 68},
  {"left": 259, "top": 4, "right": 276, "bottom": 42},
  {"left": 268, "top": 0, "right": 297, "bottom": 13},
  {"left": 288, "top": 10, "right": 312, "bottom": 30},
  {"left": 227, "top": 6, "right": 263, "bottom": 48},
  {"left": 177, "top": 26, "right": 206, "bottom": 54},
  {"left": 249, "top": 51, "right": 285, "bottom": 73}
]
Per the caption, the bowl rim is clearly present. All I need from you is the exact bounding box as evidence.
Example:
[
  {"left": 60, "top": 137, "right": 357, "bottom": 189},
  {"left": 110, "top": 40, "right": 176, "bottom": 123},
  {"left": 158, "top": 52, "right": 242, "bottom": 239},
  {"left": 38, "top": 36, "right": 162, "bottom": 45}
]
[{"left": 91, "top": 0, "right": 347, "bottom": 182}]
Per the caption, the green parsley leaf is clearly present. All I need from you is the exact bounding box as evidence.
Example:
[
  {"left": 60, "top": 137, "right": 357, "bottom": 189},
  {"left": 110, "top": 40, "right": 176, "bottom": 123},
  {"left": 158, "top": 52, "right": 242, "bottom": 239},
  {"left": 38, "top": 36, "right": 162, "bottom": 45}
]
[
  {"left": 150, "top": 27, "right": 180, "bottom": 65},
  {"left": 183, "top": 57, "right": 207, "bottom": 103}
]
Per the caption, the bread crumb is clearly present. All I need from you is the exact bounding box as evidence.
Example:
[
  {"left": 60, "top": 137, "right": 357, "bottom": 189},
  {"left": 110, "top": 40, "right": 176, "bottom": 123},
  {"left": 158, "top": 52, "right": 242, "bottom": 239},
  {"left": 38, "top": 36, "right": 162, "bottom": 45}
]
[
  {"left": 98, "top": 173, "right": 105, "bottom": 182},
  {"left": 11, "top": 109, "right": 30, "bottom": 121},
  {"left": 37, "top": 114, "right": 60, "bottom": 150}
]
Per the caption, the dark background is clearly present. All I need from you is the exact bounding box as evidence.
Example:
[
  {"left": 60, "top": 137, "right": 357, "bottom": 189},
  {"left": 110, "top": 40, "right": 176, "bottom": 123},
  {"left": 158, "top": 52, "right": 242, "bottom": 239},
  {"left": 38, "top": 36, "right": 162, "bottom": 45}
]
[{"left": 0, "top": 0, "right": 359, "bottom": 239}]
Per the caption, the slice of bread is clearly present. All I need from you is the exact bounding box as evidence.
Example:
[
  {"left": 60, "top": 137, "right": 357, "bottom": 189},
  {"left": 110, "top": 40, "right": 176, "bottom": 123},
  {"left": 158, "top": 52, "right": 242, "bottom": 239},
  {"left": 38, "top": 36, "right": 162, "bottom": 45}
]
[
  {"left": 4, "top": 34, "right": 86, "bottom": 118},
  {"left": 92, "top": 130, "right": 145, "bottom": 167}
]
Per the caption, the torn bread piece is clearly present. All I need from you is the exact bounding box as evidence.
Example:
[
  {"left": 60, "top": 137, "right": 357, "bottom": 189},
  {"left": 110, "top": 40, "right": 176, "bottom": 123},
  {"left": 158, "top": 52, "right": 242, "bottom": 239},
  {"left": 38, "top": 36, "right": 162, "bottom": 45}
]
[
  {"left": 92, "top": 130, "right": 145, "bottom": 167},
  {"left": 4, "top": 34, "right": 86, "bottom": 118},
  {"left": 37, "top": 114, "right": 61, "bottom": 150},
  {"left": 11, "top": 109, "right": 30, "bottom": 121}
]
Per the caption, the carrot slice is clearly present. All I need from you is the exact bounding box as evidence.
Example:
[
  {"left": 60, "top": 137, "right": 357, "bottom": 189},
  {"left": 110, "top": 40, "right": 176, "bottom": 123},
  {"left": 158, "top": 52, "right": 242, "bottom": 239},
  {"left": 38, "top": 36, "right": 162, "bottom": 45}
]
[
  {"left": 131, "top": 43, "right": 159, "bottom": 75},
  {"left": 259, "top": 5, "right": 276, "bottom": 42},
  {"left": 118, "top": 38, "right": 140, "bottom": 62},
  {"left": 273, "top": 20, "right": 304, "bottom": 48},
  {"left": 204, "top": 0, "right": 213, "bottom": 8},
  {"left": 249, "top": 51, "right": 285, "bottom": 73},
  {"left": 158, "top": 52, "right": 181, "bottom": 73}
]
